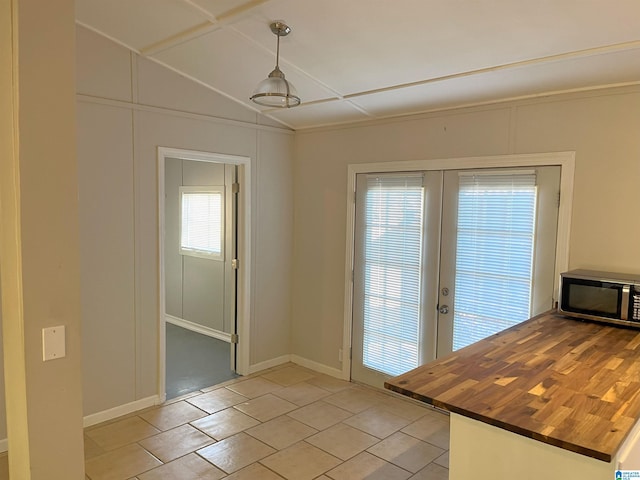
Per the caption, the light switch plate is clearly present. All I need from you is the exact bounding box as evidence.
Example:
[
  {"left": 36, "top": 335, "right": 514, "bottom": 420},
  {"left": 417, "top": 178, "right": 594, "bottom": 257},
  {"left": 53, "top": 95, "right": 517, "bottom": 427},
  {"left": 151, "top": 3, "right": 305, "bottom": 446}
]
[{"left": 42, "top": 326, "right": 66, "bottom": 361}]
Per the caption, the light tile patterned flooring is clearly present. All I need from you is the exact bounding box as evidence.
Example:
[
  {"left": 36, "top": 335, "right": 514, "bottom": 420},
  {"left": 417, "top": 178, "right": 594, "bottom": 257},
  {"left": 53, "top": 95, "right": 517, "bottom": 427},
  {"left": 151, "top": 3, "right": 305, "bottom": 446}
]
[{"left": 4, "top": 363, "right": 451, "bottom": 479}]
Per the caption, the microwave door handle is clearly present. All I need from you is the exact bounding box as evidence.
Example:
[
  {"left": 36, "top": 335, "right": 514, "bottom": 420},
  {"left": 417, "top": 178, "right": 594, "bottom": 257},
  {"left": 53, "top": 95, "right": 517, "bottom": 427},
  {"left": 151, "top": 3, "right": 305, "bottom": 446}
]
[{"left": 621, "top": 285, "right": 630, "bottom": 321}]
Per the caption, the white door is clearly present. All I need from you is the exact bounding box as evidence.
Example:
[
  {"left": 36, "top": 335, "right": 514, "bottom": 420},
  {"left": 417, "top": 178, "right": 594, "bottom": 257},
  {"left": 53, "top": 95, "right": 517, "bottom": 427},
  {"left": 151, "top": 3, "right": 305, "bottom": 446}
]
[
  {"left": 351, "top": 166, "right": 560, "bottom": 387},
  {"left": 351, "top": 172, "right": 442, "bottom": 388}
]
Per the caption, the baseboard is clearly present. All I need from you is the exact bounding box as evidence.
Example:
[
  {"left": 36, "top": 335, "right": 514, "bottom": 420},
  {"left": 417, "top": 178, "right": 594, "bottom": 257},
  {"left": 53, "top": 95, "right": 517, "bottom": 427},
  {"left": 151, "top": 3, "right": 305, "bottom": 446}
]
[
  {"left": 248, "top": 354, "right": 292, "bottom": 374},
  {"left": 165, "top": 314, "right": 231, "bottom": 343},
  {"left": 291, "top": 355, "right": 346, "bottom": 380},
  {"left": 246, "top": 353, "right": 346, "bottom": 380},
  {"left": 0, "top": 397, "right": 161, "bottom": 453},
  {"left": 83, "top": 395, "right": 161, "bottom": 428}
]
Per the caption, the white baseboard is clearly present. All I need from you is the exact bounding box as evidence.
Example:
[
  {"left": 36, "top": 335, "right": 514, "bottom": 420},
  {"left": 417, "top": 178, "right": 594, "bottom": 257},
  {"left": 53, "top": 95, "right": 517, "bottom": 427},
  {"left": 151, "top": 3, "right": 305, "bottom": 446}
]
[
  {"left": 0, "top": 398, "right": 161, "bottom": 453},
  {"left": 291, "top": 355, "right": 346, "bottom": 380},
  {"left": 246, "top": 354, "right": 346, "bottom": 381},
  {"left": 165, "top": 314, "right": 231, "bottom": 343},
  {"left": 248, "top": 354, "right": 291, "bottom": 374},
  {"left": 83, "top": 395, "right": 161, "bottom": 428}
]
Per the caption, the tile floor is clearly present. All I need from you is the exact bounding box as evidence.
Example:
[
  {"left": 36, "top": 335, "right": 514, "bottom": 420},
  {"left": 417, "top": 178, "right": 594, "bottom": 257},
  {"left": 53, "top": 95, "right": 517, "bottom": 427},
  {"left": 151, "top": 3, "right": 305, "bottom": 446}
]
[{"left": 3, "top": 363, "right": 451, "bottom": 479}]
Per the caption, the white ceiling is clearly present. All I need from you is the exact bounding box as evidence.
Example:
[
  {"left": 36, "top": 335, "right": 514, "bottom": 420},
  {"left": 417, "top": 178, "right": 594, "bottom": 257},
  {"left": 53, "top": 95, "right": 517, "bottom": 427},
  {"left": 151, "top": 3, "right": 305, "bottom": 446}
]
[{"left": 76, "top": 0, "right": 640, "bottom": 130}]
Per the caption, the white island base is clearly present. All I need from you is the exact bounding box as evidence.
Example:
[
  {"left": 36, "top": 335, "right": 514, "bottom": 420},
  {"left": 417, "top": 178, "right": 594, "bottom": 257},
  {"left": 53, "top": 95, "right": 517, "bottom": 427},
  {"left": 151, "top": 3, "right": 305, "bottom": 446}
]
[{"left": 449, "top": 413, "right": 618, "bottom": 480}]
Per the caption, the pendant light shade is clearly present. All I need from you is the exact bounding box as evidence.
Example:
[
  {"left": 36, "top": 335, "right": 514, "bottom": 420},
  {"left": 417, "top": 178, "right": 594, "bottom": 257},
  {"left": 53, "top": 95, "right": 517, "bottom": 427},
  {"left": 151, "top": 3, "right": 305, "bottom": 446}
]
[{"left": 250, "top": 21, "right": 300, "bottom": 108}]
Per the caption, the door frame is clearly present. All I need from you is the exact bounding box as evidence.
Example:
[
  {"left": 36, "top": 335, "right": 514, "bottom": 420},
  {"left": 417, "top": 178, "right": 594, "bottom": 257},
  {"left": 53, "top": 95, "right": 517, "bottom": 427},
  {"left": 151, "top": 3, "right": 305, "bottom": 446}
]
[
  {"left": 157, "top": 147, "right": 251, "bottom": 402},
  {"left": 342, "top": 151, "right": 575, "bottom": 381}
]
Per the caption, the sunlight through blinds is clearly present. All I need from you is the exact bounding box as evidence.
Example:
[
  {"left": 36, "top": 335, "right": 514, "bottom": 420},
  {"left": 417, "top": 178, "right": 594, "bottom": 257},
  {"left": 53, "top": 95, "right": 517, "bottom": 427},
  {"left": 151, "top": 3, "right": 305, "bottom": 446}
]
[
  {"left": 362, "top": 174, "right": 424, "bottom": 376},
  {"left": 180, "top": 190, "right": 223, "bottom": 257},
  {"left": 453, "top": 171, "right": 537, "bottom": 351}
]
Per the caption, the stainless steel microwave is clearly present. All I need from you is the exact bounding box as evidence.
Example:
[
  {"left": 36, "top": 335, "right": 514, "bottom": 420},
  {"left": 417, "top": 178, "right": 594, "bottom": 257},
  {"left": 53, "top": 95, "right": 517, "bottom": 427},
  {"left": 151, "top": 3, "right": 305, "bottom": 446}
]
[{"left": 559, "top": 269, "right": 640, "bottom": 328}]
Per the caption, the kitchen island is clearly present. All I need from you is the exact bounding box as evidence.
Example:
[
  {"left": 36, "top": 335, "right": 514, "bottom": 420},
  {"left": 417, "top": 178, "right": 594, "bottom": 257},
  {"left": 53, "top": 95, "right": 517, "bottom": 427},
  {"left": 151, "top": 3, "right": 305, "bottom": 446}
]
[{"left": 385, "top": 311, "right": 640, "bottom": 479}]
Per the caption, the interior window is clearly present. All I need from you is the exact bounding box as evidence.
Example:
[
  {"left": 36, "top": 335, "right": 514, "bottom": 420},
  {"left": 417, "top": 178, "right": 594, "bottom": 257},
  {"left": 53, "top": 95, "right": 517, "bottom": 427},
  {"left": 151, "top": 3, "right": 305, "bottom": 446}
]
[{"left": 179, "top": 186, "right": 224, "bottom": 260}]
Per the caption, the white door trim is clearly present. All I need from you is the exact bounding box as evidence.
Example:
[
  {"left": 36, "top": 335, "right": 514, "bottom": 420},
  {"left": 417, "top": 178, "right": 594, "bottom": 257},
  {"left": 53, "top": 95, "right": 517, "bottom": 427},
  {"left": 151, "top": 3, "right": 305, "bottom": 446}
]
[
  {"left": 157, "top": 147, "right": 252, "bottom": 402},
  {"left": 342, "top": 151, "right": 575, "bottom": 381}
]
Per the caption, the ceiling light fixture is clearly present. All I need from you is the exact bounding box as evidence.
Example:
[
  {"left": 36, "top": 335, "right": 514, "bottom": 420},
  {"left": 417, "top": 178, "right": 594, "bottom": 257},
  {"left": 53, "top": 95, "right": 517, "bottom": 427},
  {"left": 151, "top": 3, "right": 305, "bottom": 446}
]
[{"left": 250, "top": 21, "right": 300, "bottom": 108}]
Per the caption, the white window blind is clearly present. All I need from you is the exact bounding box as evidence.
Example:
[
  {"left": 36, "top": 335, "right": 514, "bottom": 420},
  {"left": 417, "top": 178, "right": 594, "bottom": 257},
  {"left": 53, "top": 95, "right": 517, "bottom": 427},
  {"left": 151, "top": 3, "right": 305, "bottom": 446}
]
[
  {"left": 362, "top": 174, "right": 424, "bottom": 376},
  {"left": 452, "top": 171, "right": 537, "bottom": 351},
  {"left": 180, "top": 186, "right": 224, "bottom": 259}
]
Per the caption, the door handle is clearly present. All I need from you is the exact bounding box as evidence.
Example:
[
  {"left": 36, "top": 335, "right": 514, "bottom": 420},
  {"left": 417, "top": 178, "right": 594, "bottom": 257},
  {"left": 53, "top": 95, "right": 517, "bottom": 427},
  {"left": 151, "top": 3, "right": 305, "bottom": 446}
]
[{"left": 439, "top": 305, "right": 449, "bottom": 314}]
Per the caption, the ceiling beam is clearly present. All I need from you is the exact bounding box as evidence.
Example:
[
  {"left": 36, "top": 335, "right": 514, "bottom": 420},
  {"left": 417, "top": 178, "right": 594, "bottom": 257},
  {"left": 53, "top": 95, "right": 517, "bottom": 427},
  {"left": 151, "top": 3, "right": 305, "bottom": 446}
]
[{"left": 140, "top": 0, "right": 275, "bottom": 56}]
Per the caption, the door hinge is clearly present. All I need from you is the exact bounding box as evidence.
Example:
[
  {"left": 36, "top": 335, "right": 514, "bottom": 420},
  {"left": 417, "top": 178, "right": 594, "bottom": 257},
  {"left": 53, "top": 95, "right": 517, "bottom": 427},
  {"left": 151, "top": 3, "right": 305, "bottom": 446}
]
[
  {"left": 231, "top": 259, "right": 239, "bottom": 270},
  {"left": 230, "top": 333, "right": 239, "bottom": 344},
  {"left": 232, "top": 182, "right": 240, "bottom": 194}
]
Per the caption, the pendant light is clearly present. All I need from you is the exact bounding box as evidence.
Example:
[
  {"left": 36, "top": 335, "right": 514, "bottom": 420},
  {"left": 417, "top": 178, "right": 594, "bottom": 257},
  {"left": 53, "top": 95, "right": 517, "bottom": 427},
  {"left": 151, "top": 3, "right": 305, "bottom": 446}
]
[{"left": 250, "top": 21, "right": 301, "bottom": 108}]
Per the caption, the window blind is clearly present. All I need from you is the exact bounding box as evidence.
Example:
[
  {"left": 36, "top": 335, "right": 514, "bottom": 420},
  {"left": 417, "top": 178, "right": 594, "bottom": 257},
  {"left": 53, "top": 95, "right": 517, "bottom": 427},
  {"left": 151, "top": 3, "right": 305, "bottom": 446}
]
[
  {"left": 452, "top": 171, "right": 537, "bottom": 351},
  {"left": 362, "top": 174, "right": 424, "bottom": 376},
  {"left": 180, "top": 189, "right": 223, "bottom": 257}
]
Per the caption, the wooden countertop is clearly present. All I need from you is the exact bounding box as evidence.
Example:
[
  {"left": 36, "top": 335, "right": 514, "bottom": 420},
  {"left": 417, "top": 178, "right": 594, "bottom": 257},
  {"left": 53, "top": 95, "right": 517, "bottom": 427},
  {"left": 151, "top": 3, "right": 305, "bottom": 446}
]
[{"left": 384, "top": 311, "right": 640, "bottom": 462}]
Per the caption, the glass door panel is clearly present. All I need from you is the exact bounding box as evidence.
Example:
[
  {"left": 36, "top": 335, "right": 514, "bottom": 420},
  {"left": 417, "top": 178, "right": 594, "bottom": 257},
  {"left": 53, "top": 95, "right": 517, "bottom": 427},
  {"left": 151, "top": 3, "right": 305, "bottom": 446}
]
[
  {"left": 351, "top": 171, "right": 442, "bottom": 387},
  {"left": 437, "top": 167, "right": 560, "bottom": 356}
]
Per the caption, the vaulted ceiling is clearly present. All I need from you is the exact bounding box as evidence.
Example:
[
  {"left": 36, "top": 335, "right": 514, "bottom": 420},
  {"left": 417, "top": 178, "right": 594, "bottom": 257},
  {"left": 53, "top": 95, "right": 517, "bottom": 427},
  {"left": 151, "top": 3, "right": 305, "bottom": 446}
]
[{"left": 76, "top": 0, "right": 640, "bottom": 130}]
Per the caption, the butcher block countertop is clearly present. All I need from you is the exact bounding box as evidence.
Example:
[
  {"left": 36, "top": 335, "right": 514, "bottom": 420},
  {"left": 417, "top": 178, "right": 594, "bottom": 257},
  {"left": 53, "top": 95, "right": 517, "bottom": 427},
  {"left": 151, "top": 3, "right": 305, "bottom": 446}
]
[{"left": 384, "top": 311, "right": 640, "bottom": 462}]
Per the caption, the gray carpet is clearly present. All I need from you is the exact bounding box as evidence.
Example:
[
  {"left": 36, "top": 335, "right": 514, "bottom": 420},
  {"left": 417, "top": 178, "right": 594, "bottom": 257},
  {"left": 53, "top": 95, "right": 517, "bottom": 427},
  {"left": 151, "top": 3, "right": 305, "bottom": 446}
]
[{"left": 166, "top": 323, "right": 239, "bottom": 400}]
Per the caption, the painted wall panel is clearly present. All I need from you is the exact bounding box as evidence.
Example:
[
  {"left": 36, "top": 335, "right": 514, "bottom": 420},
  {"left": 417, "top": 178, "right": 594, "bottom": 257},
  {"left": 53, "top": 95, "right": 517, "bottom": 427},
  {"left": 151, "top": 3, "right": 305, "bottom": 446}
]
[
  {"left": 182, "top": 256, "right": 225, "bottom": 331},
  {"left": 182, "top": 159, "right": 225, "bottom": 186},
  {"left": 253, "top": 131, "right": 294, "bottom": 364},
  {"left": 76, "top": 25, "right": 132, "bottom": 102},
  {"left": 77, "top": 101, "right": 136, "bottom": 414},
  {"left": 136, "top": 56, "right": 258, "bottom": 124},
  {"left": 513, "top": 92, "right": 640, "bottom": 273}
]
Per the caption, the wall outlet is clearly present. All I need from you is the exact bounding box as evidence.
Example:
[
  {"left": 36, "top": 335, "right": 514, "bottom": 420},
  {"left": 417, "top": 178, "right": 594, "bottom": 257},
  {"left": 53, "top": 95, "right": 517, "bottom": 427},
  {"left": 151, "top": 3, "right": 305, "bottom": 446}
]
[
  {"left": 338, "top": 348, "right": 343, "bottom": 362},
  {"left": 42, "top": 326, "right": 66, "bottom": 361}
]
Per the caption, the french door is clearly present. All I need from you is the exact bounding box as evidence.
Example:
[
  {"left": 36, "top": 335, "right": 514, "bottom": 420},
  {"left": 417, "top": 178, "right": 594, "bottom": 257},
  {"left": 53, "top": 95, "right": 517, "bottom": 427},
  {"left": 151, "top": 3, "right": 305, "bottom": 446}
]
[{"left": 351, "top": 166, "right": 560, "bottom": 388}]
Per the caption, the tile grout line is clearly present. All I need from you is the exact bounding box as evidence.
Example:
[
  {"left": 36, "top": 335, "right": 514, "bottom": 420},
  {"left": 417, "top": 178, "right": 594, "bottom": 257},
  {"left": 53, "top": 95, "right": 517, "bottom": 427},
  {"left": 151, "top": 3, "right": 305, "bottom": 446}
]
[{"left": 82, "top": 365, "right": 450, "bottom": 480}]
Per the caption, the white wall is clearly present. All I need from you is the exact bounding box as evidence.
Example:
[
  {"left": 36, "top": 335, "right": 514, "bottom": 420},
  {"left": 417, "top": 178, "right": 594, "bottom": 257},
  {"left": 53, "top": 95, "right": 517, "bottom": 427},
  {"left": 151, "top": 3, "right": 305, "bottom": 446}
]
[
  {"left": 76, "top": 25, "right": 293, "bottom": 416},
  {"left": 1, "top": 1, "right": 85, "bottom": 475},
  {"left": 291, "top": 86, "right": 640, "bottom": 372}
]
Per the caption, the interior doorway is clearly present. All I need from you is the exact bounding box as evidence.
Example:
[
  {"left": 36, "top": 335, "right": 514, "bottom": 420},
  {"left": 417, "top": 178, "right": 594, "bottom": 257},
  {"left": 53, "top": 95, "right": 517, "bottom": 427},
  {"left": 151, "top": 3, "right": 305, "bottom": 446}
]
[{"left": 158, "top": 147, "right": 251, "bottom": 402}]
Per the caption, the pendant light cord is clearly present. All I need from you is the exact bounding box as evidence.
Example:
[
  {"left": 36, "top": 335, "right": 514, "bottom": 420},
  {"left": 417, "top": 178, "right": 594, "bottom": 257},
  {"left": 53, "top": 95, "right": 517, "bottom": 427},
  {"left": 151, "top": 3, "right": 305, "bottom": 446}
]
[{"left": 275, "top": 30, "right": 281, "bottom": 70}]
